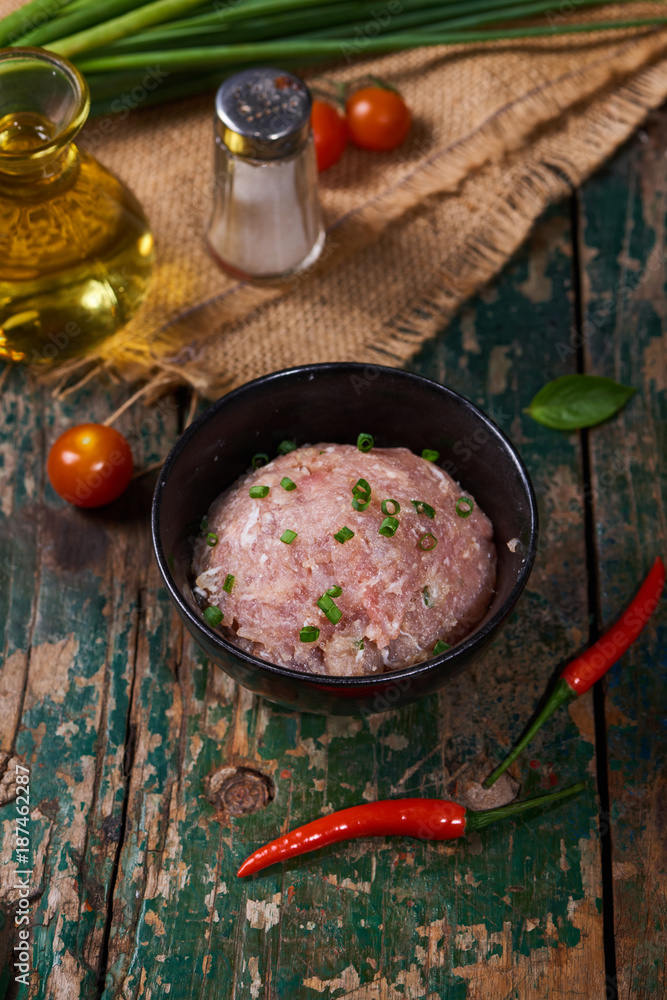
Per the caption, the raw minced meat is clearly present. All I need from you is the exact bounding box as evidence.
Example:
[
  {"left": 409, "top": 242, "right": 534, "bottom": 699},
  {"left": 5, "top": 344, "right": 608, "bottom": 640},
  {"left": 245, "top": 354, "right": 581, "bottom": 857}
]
[{"left": 192, "top": 444, "right": 496, "bottom": 676}]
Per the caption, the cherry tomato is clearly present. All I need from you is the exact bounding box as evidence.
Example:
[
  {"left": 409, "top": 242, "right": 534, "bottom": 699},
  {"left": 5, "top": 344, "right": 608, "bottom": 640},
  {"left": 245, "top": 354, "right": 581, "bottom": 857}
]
[
  {"left": 47, "top": 423, "right": 133, "bottom": 508},
  {"left": 345, "top": 86, "right": 411, "bottom": 152},
  {"left": 311, "top": 99, "right": 348, "bottom": 171}
]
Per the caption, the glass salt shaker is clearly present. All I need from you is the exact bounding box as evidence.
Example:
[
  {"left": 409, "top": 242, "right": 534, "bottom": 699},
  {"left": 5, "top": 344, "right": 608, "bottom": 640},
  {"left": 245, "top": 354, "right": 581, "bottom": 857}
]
[{"left": 206, "top": 67, "right": 325, "bottom": 282}]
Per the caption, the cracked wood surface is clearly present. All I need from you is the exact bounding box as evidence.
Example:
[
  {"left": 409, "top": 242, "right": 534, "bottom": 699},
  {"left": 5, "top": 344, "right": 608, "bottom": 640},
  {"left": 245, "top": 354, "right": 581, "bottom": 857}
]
[
  {"left": 579, "top": 109, "right": 667, "bottom": 1000},
  {"left": 0, "top": 113, "right": 665, "bottom": 999}
]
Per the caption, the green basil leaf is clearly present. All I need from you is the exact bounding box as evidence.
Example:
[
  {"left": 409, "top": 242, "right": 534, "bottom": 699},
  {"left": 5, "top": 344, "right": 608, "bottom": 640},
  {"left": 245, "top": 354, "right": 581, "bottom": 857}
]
[{"left": 526, "top": 375, "right": 636, "bottom": 431}]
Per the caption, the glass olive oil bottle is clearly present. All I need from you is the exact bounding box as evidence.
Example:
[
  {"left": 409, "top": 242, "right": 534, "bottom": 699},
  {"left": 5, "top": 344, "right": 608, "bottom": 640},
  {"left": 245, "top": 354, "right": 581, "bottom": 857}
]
[{"left": 0, "top": 48, "right": 154, "bottom": 366}]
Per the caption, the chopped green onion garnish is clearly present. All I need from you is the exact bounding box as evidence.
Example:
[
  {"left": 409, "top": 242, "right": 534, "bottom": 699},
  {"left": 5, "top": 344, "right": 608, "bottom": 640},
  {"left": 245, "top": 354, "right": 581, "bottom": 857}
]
[
  {"left": 433, "top": 640, "right": 451, "bottom": 655},
  {"left": 411, "top": 500, "right": 435, "bottom": 519},
  {"left": 353, "top": 639, "right": 364, "bottom": 650},
  {"left": 456, "top": 497, "right": 474, "bottom": 518},
  {"left": 300, "top": 626, "right": 320, "bottom": 643},
  {"left": 422, "top": 449, "right": 439, "bottom": 462},
  {"left": 352, "top": 477, "right": 371, "bottom": 497},
  {"left": 280, "top": 529, "right": 297, "bottom": 544},
  {"left": 423, "top": 586, "right": 432, "bottom": 607},
  {"left": 278, "top": 440, "right": 296, "bottom": 454},
  {"left": 351, "top": 478, "right": 371, "bottom": 511},
  {"left": 379, "top": 516, "right": 399, "bottom": 537},
  {"left": 381, "top": 499, "right": 400, "bottom": 515},
  {"left": 200, "top": 516, "right": 208, "bottom": 533},
  {"left": 206, "top": 532, "right": 218, "bottom": 547},
  {"left": 280, "top": 477, "right": 296, "bottom": 491},
  {"left": 419, "top": 532, "right": 437, "bottom": 551},
  {"left": 317, "top": 594, "right": 342, "bottom": 625},
  {"left": 249, "top": 485, "right": 270, "bottom": 498},
  {"left": 252, "top": 452, "right": 269, "bottom": 469},
  {"left": 334, "top": 526, "right": 355, "bottom": 544},
  {"left": 357, "top": 432, "right": 374, "bottom": 452},
  {"left": 204, "top": 606, "right": 223, "bottom": 627},
  {"left": 223, "top": 574, "right": 235, "bottom": 593},
  {"left": 326, "top": 585, "right": 342, "bottom": 598}
]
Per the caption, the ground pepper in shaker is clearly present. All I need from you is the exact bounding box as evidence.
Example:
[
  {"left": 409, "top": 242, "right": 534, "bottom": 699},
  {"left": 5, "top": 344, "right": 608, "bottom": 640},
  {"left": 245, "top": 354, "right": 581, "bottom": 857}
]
[{"left": 207, "top": 67, "right": 325, "bottom": 282}]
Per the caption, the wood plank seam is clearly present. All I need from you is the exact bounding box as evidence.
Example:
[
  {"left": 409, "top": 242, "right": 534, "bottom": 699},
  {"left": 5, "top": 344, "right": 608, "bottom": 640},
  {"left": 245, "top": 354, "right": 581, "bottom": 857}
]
[{"left": 95, "top": 588, "right": 144, "bottom": 998}]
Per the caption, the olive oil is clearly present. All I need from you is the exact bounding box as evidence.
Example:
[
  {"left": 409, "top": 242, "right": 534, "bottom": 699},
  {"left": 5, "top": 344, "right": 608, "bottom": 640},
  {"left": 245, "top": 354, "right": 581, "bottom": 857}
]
[{"left": 0, "top": 109, "right": 154, "bottom": 366}]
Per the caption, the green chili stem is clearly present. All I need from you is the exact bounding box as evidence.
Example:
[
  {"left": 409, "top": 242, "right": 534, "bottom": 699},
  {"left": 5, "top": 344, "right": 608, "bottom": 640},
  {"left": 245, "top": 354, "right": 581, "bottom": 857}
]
[
  {"left": 467, "top": 781, "right": 586, "bottom": 830},
  {"left": 483, "top": 678, "right": 575, "bottom": 788}
]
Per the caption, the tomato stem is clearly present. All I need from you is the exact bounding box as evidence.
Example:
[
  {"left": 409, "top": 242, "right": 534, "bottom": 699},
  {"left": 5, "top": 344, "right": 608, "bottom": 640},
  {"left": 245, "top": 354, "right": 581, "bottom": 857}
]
[
  {"left": 309, "top": 78, "right": 347, "bottom": 110},
  {"left": 352, "top": 73, "right": 400, "bottom": 94}
]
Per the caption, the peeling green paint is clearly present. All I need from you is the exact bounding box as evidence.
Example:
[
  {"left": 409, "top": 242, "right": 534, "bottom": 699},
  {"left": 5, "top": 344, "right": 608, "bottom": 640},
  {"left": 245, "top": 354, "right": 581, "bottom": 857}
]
[{"left": 4, "top": 169, "right": 662, "bottom": 996}]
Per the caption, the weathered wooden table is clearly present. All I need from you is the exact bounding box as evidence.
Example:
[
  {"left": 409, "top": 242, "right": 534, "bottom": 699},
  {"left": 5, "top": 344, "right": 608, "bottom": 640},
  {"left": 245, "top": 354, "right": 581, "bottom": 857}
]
[{"left": 1, "top": 103, "right": 665, "bottom": 1000}]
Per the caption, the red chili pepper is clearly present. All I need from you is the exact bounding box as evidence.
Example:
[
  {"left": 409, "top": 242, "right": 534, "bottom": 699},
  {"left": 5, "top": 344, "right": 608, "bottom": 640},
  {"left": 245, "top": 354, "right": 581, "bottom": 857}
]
[
  {"left": 237, "top": 783, "right": 584, "bottom": 877},
  {"left": 484, "top": 556, "right": 665, "bottom": 788}
]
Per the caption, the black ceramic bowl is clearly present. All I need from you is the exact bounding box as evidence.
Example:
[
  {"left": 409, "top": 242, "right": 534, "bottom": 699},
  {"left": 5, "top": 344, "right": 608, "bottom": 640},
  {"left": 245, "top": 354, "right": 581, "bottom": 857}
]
[{"left": 152, "top": 363, "right": 538, "bottom": 715}]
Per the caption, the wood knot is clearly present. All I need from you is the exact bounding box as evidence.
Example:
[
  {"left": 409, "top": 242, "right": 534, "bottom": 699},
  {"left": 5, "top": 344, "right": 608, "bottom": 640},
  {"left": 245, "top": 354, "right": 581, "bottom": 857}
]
[{"left": 205, "top": 766, "right": 274, "bottom": 816}]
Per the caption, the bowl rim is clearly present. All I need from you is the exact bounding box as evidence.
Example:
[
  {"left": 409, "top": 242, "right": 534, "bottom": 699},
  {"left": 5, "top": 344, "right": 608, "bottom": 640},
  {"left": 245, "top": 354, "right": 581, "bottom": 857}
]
[{"left": 151, "top": 362, "right": 538, "bottom": 688}]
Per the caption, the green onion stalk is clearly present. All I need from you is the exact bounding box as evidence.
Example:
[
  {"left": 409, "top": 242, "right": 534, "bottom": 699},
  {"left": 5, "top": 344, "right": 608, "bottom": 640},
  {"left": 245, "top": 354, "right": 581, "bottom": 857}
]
[{"left": 0, "top": 0, "right": 666, "bottom": 116}]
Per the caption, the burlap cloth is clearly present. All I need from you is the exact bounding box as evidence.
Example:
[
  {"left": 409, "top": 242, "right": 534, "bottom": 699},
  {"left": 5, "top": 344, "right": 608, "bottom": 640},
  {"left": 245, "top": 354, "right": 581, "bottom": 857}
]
[{"left": 13, "top": 3, "right": 667, "bottom": 397}]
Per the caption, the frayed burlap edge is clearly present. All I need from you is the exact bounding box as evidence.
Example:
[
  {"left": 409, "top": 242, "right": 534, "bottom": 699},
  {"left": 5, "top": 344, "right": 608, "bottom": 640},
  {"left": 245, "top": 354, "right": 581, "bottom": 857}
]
[{"left": 32, "top": 19, "right": 667, "bottom": 400}]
